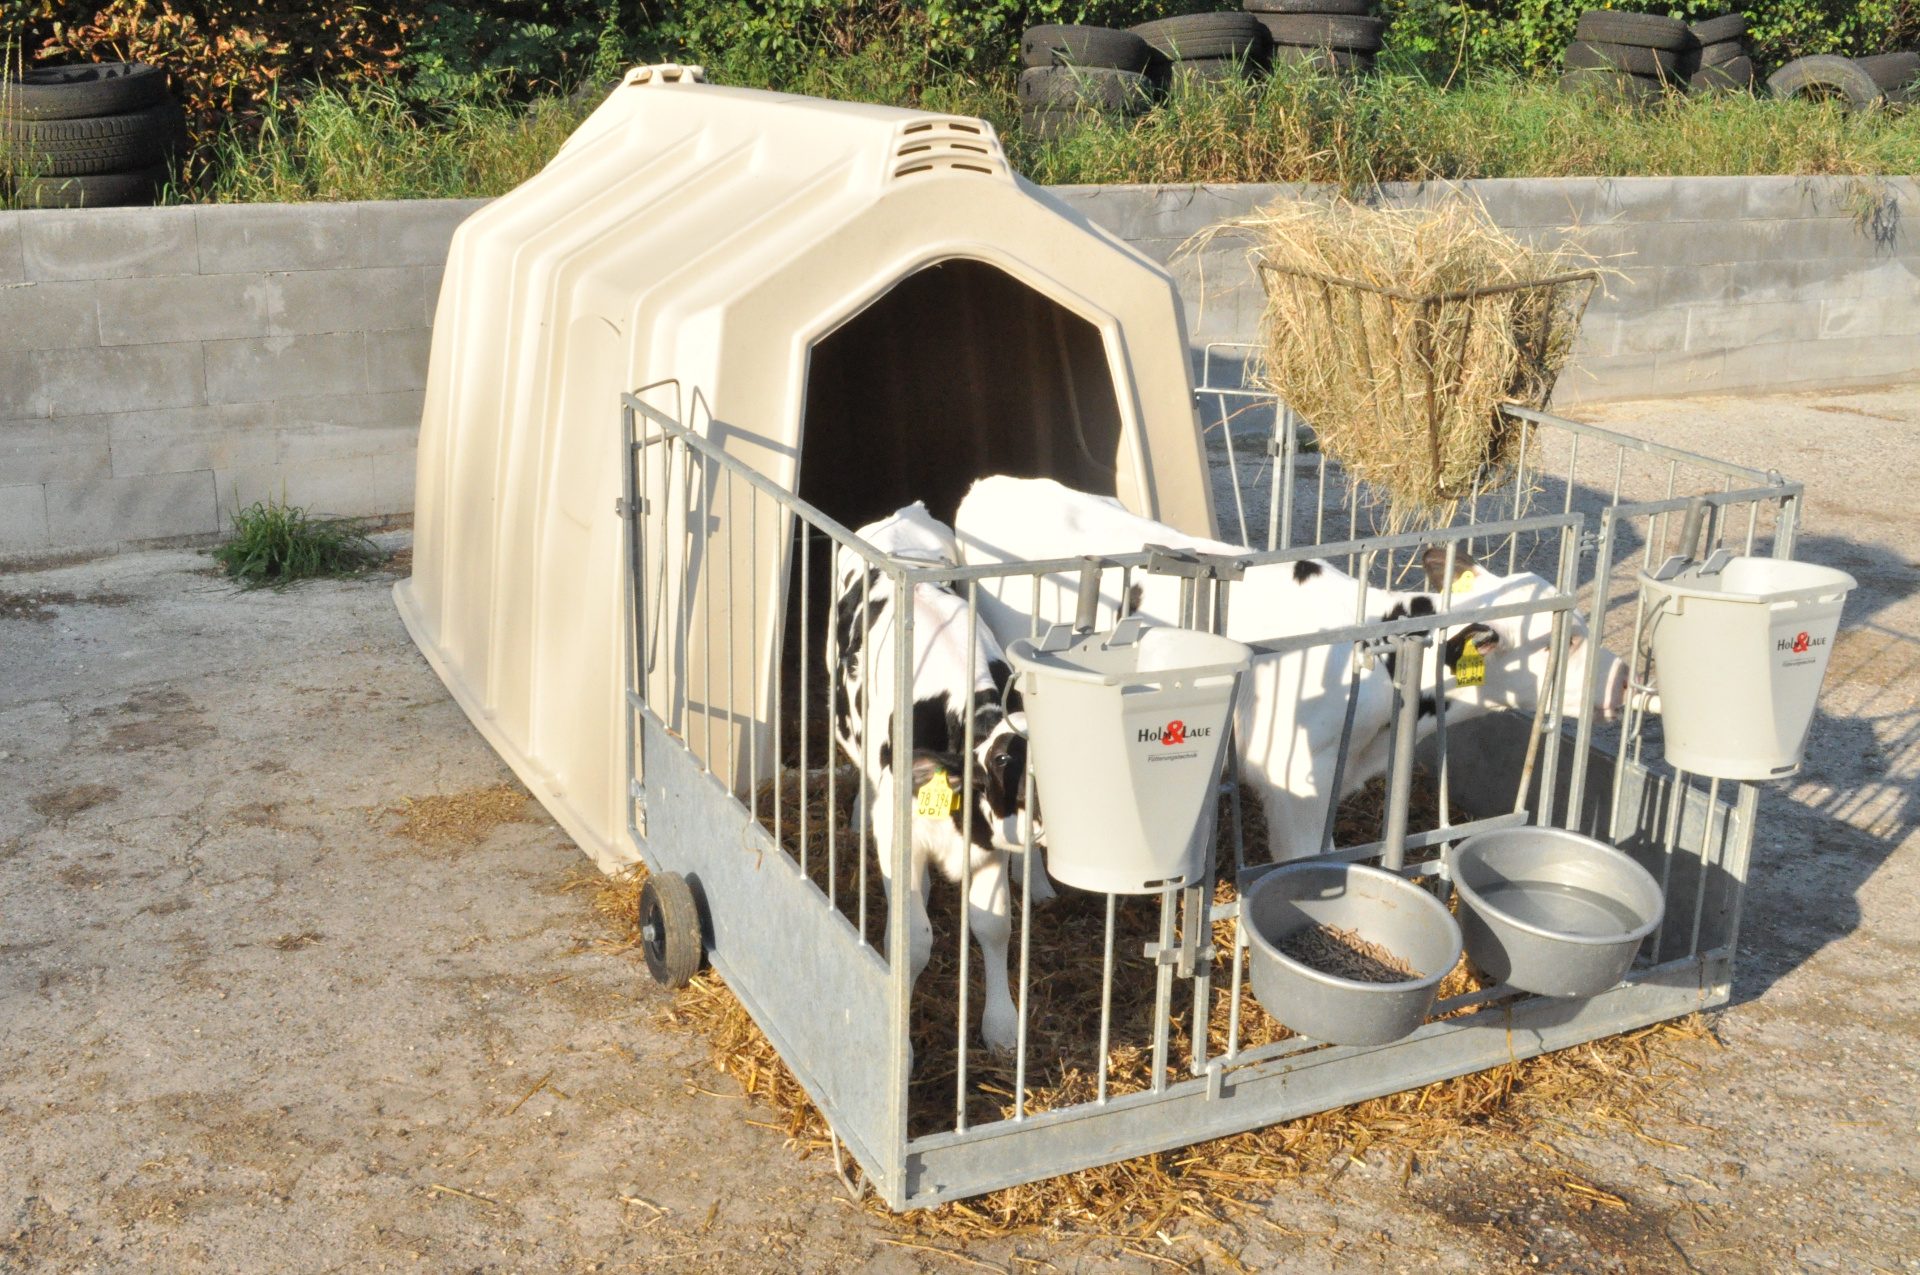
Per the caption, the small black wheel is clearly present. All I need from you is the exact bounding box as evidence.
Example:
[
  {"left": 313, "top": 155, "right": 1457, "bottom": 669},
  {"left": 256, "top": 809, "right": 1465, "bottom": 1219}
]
[{"left": 639, "top": 872, "right": 703, "bottom": 988}]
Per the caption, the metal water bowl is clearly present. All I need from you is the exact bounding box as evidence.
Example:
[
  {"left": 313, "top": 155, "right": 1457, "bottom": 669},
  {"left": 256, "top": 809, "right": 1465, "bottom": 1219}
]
[
  {"left": 1447, "top": 827, "right": 1664, "bottom": 998},
  {"left": 1244, "top": 862, "right": 1462, "bottom": 1047}
]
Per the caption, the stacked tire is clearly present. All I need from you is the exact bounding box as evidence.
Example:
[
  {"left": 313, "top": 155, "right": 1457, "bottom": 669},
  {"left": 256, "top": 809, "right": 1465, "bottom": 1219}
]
[
  {"left": 1129, "top": 12, "right": 1271, "bottom": 86},
  {"left": 1560, "top": 10, "right": 1695, "bottom": 104},
  {"left": 1, "top": 63, "right": 181, "bottom": 208},
  {"left": 1687, "top": 13, "right": 1756, "bottom": 93},
  {"left": 1019, "top": 26, "right": 1155, "bottom": 139},
  {"left": 1243, "top": 0, "right": 1385, "bottom": 76},
  {"left": 1769, "top": 51, "right": 1920, "bottom": 111}
]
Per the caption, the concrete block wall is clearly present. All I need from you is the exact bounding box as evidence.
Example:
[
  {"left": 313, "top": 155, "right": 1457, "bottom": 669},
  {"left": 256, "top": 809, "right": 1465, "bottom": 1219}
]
[
  {"left": 1051, "top": 175, "right": 1920, "bottom": 403},
  {"left": 0, "top": 199, "right": 486, "bottom": 557},
  {"left": 3, "top": 177, "right": 1916, "bottom": 558}
]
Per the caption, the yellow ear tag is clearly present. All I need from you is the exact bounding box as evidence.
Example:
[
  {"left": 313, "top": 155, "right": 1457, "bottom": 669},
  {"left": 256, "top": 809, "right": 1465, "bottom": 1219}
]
[
  {"left": 914, "top": 773, "right": 957, "bottom": 819},
  {"left": 1451, "top": 570, "right": 1477, "bottom": 595},
  {"left": 1456, "top": 643, "right": 1486, "bottom": 687}
]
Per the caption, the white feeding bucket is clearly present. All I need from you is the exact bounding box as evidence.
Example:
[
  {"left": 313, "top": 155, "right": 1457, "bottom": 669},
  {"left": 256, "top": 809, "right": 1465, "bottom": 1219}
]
[
  {"left": 1641, "top": 555, "right": 1854, "bottom": 780},
  {"left": 1008, "top": 622, "right": 1251, "bottom": 894}
]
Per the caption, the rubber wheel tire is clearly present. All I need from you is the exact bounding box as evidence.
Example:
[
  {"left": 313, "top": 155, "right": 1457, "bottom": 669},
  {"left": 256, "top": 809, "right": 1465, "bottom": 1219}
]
[
  {"left": 1020, "top": 25, "right": 1152, "bottom": 72},
  {"left": 1696, "top": 39, "right": 1747, "bottom": 69},
  {"left": 1270, "top": 43, "right": 1375, "bottom": 73},
  {"left": 1255, "top": 13, "right": 1387, "bottom": 52},
  {"left": 1168, "top": 57, "right": 1250, "bottom": 85},
  {"left": 1855, "top": 52, "right": 1920, "bottom": 92},
  {"left": 1559, "top": 68, "right": 1666, "bottom": 106},
  {"left": 0, "top": 62, "right": 168, "bottom": 122},
  {"left": 1688, "top": 13, "right": 1747, "bottom": 44},
  {"left": 1565, "top": 39, "right": 1683, "bottom": 78},
  {"left": 639, "top": 872, "right": 704, "bottom": 988},
  {"left": 1243, "top": 0, "right": 1373, "bottom": 13},
  {"left": 1690, "top": 57, "right": 1755, "bottom": 92},
  {"left": 1768, "top": 55, "right": 1885, "bottom": 112},
  {"left": 6, "top": 98, "right": 180, "bottom": 176},
  {"left": 1018, "top": 65, "right": 1153, "bottom": 110},
  {"left": 1573, "top": 11, "right": 1693, "bottom": 51},
  {"left": 1130, "top": 13, "right": 1271, "bottom": 61},
  {"left": 15, "top": 163, "right": 166, "bottom": 208}
]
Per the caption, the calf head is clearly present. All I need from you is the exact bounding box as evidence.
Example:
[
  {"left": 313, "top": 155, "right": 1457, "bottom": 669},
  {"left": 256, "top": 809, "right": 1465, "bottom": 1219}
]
[
  {"left": 1380, "top": 593, "right": 1503, "bottom": 713},
  {"left": 1422, "top": 546, "right": 1627, "bottom": 721}
]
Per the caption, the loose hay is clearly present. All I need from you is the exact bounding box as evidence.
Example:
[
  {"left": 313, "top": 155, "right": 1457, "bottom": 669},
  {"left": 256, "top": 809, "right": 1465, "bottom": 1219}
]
[
  {"left": 1280, "top": 924, "right": 1421, "bottom": 983},
  {"left": 392, "top": 783, "right": 529, "bottom": 846},
  {"left": 1202, "top": 194, "right": 1599, "bottom": 525},
  {"left": 584, "top": 772, "right": 1713, "bottom": 1241}
]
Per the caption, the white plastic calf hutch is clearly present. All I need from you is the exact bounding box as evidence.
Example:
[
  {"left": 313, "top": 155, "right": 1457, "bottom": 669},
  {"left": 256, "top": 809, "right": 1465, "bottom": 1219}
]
[{"left": 398, "top": 70, "right": 1804, "bottom": 1210}]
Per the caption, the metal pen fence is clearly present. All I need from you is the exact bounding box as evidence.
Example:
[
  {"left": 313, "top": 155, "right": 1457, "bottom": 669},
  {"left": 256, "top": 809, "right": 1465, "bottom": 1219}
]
[{"left": 616, "top": 367, "right": 1801, "bottom": 1209}]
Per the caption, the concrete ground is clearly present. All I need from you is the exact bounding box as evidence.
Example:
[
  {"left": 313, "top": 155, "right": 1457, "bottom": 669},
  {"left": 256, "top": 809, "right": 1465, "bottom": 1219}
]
[{"left": 2, "top": 385, "right": 1916, "bottom": 1274}]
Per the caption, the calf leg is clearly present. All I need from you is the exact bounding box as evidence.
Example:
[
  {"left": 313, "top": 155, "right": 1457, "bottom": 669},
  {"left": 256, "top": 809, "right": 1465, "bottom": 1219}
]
[
  {"left": 871, "top": 768, "right": 934, "bottom": 981},
  {"left": 964, "top": 854, "right": 1019, "bottom": 1052}
]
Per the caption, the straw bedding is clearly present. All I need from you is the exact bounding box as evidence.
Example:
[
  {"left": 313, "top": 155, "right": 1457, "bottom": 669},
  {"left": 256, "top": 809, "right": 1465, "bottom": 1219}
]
[
  {"left": 585, "top": 768, "right": 1710, "bottom": 1238},
  {"left": 1205, "top": 195, "right": 1598, "bottom": 526}
]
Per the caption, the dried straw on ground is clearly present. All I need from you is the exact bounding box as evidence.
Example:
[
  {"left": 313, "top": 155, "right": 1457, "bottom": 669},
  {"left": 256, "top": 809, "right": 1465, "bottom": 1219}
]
[
  {"left": 584, "top": 770, "right": 1711, "bottom": 1240},
  {"left": 1197, "top": 195, "right": 1598, "bottom": 525},
  {"left": 392, "top": 783, "right": 529, "bottom": 846}
]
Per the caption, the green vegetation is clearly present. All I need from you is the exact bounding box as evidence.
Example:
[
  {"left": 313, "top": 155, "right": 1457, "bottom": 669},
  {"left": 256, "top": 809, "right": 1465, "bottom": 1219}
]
[
  {"left": 193, "top": 64, "right": 1920, "bottom": 206},
  {"left": 5, "top": 0, "right": 1919, "bottom": 204},
  {"left": 1015, "top": 67, "right": 1920, "bottom": 184},
  {"left": 5, "top": 0, "right": 1915, "bottom": 125},
  {"left": 211, "top": 495, "right": 386, "bottom": 587},
  {"left": 199, "top": 86, "right": 590, "bottom": 203}
]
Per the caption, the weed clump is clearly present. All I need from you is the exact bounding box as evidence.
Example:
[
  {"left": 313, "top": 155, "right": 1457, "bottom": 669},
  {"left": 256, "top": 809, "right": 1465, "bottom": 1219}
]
[{"left": 212, "top": 494, "right": 385, "bottom": 586}]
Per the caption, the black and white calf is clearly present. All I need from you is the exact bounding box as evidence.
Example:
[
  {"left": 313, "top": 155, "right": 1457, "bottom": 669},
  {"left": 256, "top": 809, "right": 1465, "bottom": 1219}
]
[
  {"left": 828, "top": 503, "right": 1042, "bottom": 1052},
  {"left": 954, "top": 477, "right": 1626, "bottom": 863}
]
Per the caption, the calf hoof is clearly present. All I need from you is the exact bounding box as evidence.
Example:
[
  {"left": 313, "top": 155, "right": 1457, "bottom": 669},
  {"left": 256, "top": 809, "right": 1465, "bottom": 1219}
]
[{"left": 980, "top": 1006, "right": 1020, "bottom": 1054}]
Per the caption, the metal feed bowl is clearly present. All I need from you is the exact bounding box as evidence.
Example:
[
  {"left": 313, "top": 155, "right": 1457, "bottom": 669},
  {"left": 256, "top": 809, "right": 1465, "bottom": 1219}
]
[
  {"left": 1244, "top": 862, "right": 1462, "bottom": 1047},
  {"left": 1447, "top": 827, "right": 1664, "bottom": 998}
]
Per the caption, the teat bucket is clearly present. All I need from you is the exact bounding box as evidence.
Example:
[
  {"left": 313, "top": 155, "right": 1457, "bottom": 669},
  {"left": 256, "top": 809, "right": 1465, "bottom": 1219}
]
[
  {"left": 1007, "top": 622, "right": 1251, "bottom": 894},
  {"left": 1640, "top": 555, "right": 1854, "bottom": 780}
]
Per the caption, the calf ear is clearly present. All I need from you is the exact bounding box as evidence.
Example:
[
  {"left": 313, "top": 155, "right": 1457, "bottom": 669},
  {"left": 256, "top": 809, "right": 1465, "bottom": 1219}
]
[
  {"left": 1445, "top": 623, "right": 1501, "bottom": 668},
  {"left": 910, "top": 752, "right": 947, "bottom": 792},
  {"left": 1422, "top": 544, "right": 1477, "bottom": 593}
]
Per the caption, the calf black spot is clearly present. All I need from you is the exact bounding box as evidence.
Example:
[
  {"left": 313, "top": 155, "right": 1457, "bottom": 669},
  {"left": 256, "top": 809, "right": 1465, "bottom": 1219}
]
[{"left": 1292, "top": 559, "right": 1323, "bottom": 583}]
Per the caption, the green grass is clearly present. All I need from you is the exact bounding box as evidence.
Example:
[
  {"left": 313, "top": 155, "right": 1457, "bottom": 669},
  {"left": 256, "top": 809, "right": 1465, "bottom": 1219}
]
[
  {"left": 212, "top": 494, "right": 386, "bottom": 587},
  {"left": 180, "top": 62, "right": 1920, "bottom": 207},
  {"left": 194, "top": 85, "right": 594, "bottom": 204},
  {"left": 1014, "top": 67, "right": 1920, "bottom": 186}
]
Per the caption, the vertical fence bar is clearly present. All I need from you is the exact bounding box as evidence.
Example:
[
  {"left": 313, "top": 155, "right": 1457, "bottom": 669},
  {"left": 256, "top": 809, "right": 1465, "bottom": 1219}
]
[
  {"left": 1014, "top": 758, "right": 1037, "bottom": 1120},
  {"left": 799, "top": 524, "right": 810, "bottom": 875},
  {"left": 1434, "top": 539, "right": 1457, "bottom": 843},
  {"left": 1097, "top": 892, "right": 1116, "bottom": 1104},
  {"left": 1648, "top": 768, "right": 1689, "bottom": 963},
  {"left": 956, "top": 578, "right": 978, "bottom": 1134},
  {"left": 1508, "top": 421, "right": 1529, "bottom": 576},
  {"left": 1689, "top": 776, "right": 1722, "bottom": 957},
  {"left": 1564, "top": 506, "right": 1616, "bottom": 830},
  {"left": 857, "top": 567, "right": 873, "bottom": 942},
  {"left": 1225, "top": 918, "right": 1246, "bottom": 1062},
  {"left": 743, "top": 480, "right": 755, "bottom": 816},
  {"left": 1150, "top": 887, "right": 1176, "bottom": 1092},
  {"left": 1533, "top": 521, "right": 1579, "bottom": 828},
  {"left": 699, "top": 456, "right": 713, "bottom": 769},
  {"left": 884, "top": 563, "right": 915, "bottom": 1205}
]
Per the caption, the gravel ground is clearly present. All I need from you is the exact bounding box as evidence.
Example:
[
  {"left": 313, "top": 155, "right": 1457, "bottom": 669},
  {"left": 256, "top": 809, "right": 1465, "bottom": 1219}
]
[{"left": 2, "top": 386, "right": 1915, "bottom": 1274}]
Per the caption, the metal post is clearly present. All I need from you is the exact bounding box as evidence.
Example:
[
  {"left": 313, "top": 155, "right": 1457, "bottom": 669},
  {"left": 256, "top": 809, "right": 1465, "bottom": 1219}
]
[
  {"left": 1381, "top": 633, "right": 1424, "bottom": 871},
  {"left": 1150, "top": 888, "right": 1176, "bottom": 1092},
  {"left": 883, "top": 564, "right": 915, "bottom": 1204},
  {"left": 1564, "top": 506, "right": 1616, "bottom": 832}
]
